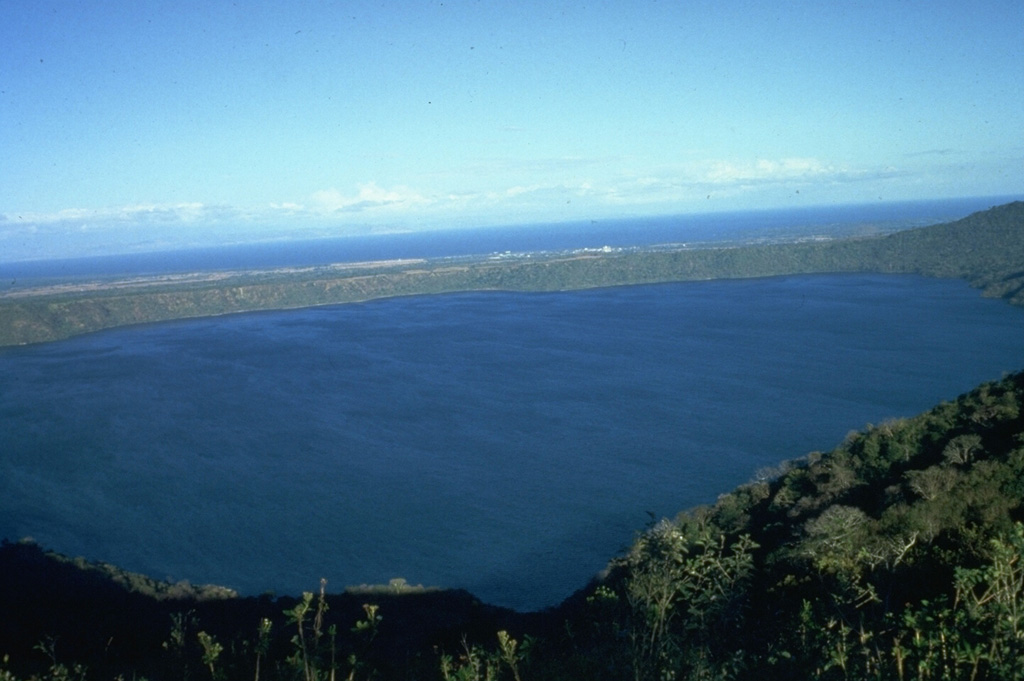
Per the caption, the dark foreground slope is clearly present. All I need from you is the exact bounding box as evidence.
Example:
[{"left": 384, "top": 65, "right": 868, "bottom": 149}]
[
  {"left": 547, "top": 370, "right": 1024, "bottom": 681},
  {"left": 3, "top": 370, "right": 1023, "bottom": 680},
  {"left": 1, "top": 201, "right": 1022, "bottom": 346}
]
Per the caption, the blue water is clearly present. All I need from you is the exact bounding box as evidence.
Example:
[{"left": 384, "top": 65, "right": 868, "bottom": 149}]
[
  {"left": 1, "top": 196, "right": 1013, "bottom": 284},
  {"left": 1, "top": 273, "right": 1023, "bottom": 610}
]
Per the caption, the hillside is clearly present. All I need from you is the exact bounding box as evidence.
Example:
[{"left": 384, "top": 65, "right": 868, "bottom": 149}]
[
  {"left": 2, "top": 370, "right": 1023, "bottom": 680},
  {"left": 549, "top": 371, "right": 1024, "bottom": 681},
  {"left": 0, "top": 201, "right": 1022, "bottom": 347}
]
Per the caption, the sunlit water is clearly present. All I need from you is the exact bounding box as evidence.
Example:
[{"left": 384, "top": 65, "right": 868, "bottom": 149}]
[{"left": 2, "top": 274, "right": 1023, "bottom": 610}]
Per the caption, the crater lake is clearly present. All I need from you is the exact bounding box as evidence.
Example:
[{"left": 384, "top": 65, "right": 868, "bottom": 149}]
[{"left": 2, "top": 272, "right": 1023, "bottom": 611}]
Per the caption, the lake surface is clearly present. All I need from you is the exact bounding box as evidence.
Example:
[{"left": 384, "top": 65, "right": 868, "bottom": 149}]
[{"left": 2, "top": 273, "right": 1023, "bottom": 610}]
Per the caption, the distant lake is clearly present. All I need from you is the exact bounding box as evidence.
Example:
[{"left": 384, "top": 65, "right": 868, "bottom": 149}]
[{"left": 2, "top": 273, "right": 1023, "bottom": 610}]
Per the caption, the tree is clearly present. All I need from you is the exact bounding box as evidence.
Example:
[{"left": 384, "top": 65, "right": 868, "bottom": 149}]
[
  {"left": 943, "top": 434, "right": 983, "bottom": 466},
  {"left": 955, "top": 522, "right": 1024, "bottom": 677},
  {"left": 625, "top": 519, "right": 756, "bottom": 681}
]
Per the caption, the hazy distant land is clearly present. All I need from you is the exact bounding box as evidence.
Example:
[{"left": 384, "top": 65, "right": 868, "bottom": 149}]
[{"left": 1, "top": 201, "right": 1022, "bottom": 347}]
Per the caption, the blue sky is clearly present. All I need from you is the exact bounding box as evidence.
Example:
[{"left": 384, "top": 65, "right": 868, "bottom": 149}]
[{"left": 2, "top": 1, "right": 1022, "bottom": 260}]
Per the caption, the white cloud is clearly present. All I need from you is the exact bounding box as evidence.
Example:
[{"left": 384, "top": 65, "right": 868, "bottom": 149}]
[
  {"left": 16, "top": 202, "right": 239, "bottom": 226},
  {"left": 2, "top": 157, "right": 928, "bottom": 262},
  {"left": 269, "top": 202, "right": 305, "bottom": 212},
  {"left": 470, "top": 157, "right": 911, "bottom": 210},
  {"left": 420, "top": 155, "right": 871, "bottom": 211},
  {"left": 695, "top": 157, "right": 913, "bottom": 190},
  {"left": 308, "top": 182, "right": 431, "bottom": 214},
  {"left": 10, "top": 158, "right": 898, "bottom": 233},
  {"left": 703, "top": 157, "right": 835, "bottom": 184},
  {"left": 504, "top": 184, "right": 546, "bottom": 198}
]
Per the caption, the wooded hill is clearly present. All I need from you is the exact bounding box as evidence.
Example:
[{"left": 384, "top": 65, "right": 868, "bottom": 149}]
[
  {"left": 2, "top": 372, "right": 1023, "bottom": 679},
  {"left": 1, "top": 201, "right": 1022, "bottom": 347}
]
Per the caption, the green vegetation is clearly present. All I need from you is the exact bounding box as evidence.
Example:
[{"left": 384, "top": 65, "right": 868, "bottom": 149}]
[
  {"left": 546, "top": 369, "right": 1024, "bottom": 681},
  {"left": 1, "top": 201, "right": 1022, "bottom": 347},
  {"left": 3, "top": 369, "right": 1024, "bottom": 679},
  {"left": 2, "top": 202, "right": 1023, "bottom": 678}
]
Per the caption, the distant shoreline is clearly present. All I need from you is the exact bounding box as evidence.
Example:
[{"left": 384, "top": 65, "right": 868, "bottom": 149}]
[
  {"left": 5, "top": 196, "right": 1005, "bottom": 278},
  {"left": 0, "top": 201, "right": 1021, "bottom": 348},
  {"left": 0, "top": 258, "right": 428, "bottom": 300}
]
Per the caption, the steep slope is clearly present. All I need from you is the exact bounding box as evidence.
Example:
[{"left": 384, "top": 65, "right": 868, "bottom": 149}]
[{"left": 545, "top": 369, "right": 1024, "bottom": 680}]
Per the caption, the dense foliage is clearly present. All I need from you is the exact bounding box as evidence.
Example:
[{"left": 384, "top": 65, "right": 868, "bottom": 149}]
[
  {"left": 3, "top": 370, "right": 1023, "bottom": 680},
  {"left": 539, "top": 369, "right": 1024, "bottom": 681},
  {"left": 1, "top": 201, "right": 1022, "bottom": 346}
]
